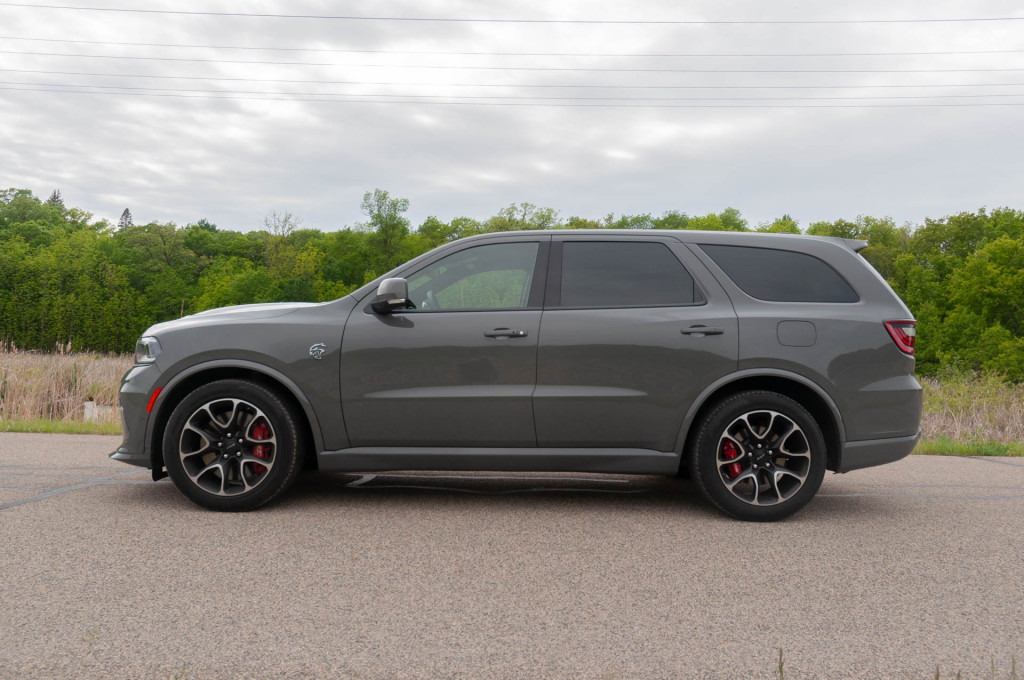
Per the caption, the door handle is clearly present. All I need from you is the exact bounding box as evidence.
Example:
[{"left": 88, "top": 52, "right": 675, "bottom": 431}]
[
  {"left": 681, "top": 326, "right": 724, "bottom": 336},
  {"left": 484, "top": 328, "right": 528, "bottom": 338}
]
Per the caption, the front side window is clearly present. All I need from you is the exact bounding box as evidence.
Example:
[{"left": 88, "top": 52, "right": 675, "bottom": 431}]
[
  {"left": 405, "top": 242, "right": 540, "bottom": 311},
  {"left": 559, "top": 241, "right": 700, "bottom": 308},
  {"left": 700, "top": 244, "right": 859, "bottom": 303}
]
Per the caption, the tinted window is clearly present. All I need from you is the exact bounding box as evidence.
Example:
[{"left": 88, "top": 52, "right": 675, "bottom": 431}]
[
  {"left": 559, "top": 241, "right": 699, "bottom": 307},
  {"left": 406, "top": 242, "right": 539, "bottom": 311},
  {"left": 701, "top": 244, "right": 859, "bottom": 303}
]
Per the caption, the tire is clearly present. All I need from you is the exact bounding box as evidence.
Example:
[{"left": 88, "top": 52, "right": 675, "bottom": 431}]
[
  {"left": 689, "top": 391, "right": 826, "bottom": 522},
  {"left": 162, "top": 379, "right": 305, "bottom": 511}
]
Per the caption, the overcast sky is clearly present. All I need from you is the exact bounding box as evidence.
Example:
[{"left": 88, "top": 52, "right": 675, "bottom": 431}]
[{"left": 1, "top": 0, "right": 1022, "bottom": 232}]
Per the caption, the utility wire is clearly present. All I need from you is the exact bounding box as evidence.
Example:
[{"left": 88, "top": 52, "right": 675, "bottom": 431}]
[
  {"left": 4, "top": 49, "right": 1024, "bottom": 73},
  {"left": 4, "top": 85, "right": 1024, "bottom": 106},
  {"left": 3, "top": 67, "right": 1023, "bottom": 90},
  {"left": 0, "top": 35, "right": 1022, "bottom": 58},
  {"left": 4, "top": 79, "right": 1023, "bottom": 101},
  {"left": 0, "top": 4, "right": 1022, "bottom": 24}
]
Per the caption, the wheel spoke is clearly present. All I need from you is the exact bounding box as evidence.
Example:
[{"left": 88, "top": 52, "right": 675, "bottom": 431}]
[
  {"left": 180, "top": 423, "right": 213, "bottom": 458},
  {"left": 725, "top": 469, "right": 757, "bottom": 491},
  {"left": 244, "top": 430, "right": 277, "bottom": 448},
  {"left": 241, "top": 454, "right": 274, "bottom": 474},
  {"left": 766, "top": 471, "right": 786, "bottom": 503},
  {"left": 223, "top": 399, "right": 244, "bottom": 431},
  {"left": 197, "top": 403, "right": 226, "bottom": 432},
  {"left": 779, "top": 427, "right": 811, "bottom": 459},
  {"left": 775, "top": 467, "right": 807, "bottom": 485},
  {"left": 738, "top": 413, "right": 766, "bottom": 440},
  {"left": 768, "top": 413, "right": 795, "bottom": 445},
  {"left": 189, "top": 459, "right": 227, "bottom": 493}
]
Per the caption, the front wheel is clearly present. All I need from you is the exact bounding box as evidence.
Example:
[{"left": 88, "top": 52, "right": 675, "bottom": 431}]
[
  {"left": 162, "top": 379, "right": 305, "bottom": 511},
  {"left": 689, "top": 391, "right": 826, "bottom": 521}
]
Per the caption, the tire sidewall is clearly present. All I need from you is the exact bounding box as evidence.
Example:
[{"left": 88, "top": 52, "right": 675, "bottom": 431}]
[
  {"left": 162, "top": 379, "right": 303, "bottom": 511},
  {"left": 689, "top": 391, "right": 827, "bottom": 522}
]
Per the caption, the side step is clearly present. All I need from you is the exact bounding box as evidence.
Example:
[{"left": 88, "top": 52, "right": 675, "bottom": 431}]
[{"left": 317, "top": 447, "right": 681, "bottom": 475}]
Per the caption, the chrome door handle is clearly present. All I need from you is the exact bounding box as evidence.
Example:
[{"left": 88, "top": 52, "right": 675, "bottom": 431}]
[
  {"left": 681, "top": 326, "right": 724, "bottom": 336},
  {"left": 484, "top": 328, "right": 528, "bottom": 338}
]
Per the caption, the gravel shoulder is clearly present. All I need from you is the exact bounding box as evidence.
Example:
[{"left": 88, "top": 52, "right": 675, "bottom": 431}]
[{"left": 1, "top": 433, "right": 1022, "bottom": 679}]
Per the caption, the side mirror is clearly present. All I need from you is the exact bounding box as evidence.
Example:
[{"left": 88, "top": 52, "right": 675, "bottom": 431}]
[{"left": 371, "top": 278, "right": 411, "bottom": 314}]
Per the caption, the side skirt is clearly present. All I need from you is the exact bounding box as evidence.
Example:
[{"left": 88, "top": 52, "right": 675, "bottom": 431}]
[{"left": 317, "top": 447, "right": 681, "bottom": 475}]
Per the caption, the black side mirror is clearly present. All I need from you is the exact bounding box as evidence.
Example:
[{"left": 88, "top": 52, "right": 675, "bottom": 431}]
[{"left": 371, "top": 278, "right": 412, "bottom": 314}]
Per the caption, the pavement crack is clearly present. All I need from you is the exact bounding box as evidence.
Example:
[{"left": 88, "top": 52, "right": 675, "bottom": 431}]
[
  {"left": 969, "top": 456, "right": 1024, "bottom": 468},
  {"left": 0, "top": 470, "right": 146, "bottom": 511}
]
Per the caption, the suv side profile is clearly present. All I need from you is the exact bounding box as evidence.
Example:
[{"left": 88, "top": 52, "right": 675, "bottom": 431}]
[{"left": 112, "top": 230, "right": 922, "bottom": 521}]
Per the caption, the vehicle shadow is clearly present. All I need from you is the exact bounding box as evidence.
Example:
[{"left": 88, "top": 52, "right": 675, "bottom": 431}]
[
  {"left": 113, "top": 470, "right": 897, "bottom": 521},
  {"left": 278, "top": 470, "right": 894, "bottom": 521}
]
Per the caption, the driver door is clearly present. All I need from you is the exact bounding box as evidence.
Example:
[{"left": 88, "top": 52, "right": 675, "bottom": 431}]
[{"left": 340, "top": 238, "right": 548, "bottom": 447}]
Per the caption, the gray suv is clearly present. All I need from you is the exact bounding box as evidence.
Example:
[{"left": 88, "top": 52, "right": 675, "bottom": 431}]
[{"left": 112, "top": 230, "right": 922, "bottom": 520}]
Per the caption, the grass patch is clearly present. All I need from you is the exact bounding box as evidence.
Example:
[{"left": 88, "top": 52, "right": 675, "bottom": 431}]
[
  {"left": 917, "top": 436, "right": 1024, "bottom": 457},
  {"left": 0, "top": 418, "right": 122, "bottom": 435}
]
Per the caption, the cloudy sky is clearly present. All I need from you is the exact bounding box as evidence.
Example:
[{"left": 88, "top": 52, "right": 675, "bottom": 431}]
[{"left": 1, "top": 0, "right": 1022, "bottom": 231}]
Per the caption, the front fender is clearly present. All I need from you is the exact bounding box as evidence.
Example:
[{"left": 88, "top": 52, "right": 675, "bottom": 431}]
[{"left": 145, "top": 359, "right": 329, "bottom": 470}]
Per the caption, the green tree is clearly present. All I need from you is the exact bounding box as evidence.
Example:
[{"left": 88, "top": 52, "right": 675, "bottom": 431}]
[{"left": 361, "top": 189, "right": 410, "bottom": 272}]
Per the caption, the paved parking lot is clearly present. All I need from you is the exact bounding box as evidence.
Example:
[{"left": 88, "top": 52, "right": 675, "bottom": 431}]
[{"left": 1, "top": 432, "right": 1022, "bottom": 679}]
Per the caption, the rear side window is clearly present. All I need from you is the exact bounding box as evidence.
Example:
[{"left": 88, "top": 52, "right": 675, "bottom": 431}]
[
  {"left": 700, "top": 244, "right": 859, "bottom": 303},
  {"left": 559, "top": 241, "right": 701, "bottom": 307}
]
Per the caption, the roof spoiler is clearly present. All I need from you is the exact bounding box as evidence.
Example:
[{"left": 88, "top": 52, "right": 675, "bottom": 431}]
[{"left": 817, "top": 236, "right": 869, "bottom": 253}]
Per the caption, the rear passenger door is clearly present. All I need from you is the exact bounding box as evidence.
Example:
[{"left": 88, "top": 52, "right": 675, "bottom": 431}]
[{"left": 534, "top": 236, "right": 738, "bottom": 452}]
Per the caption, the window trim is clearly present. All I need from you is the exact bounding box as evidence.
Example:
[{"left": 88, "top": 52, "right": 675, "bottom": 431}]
[{"left": 546, "top": 239, "right": 707, "bottom": 310}]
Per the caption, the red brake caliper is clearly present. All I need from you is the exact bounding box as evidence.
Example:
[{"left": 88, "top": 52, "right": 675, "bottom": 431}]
[
  {"left": 722, "top": 440, "right": 742, "bottom": 479},
  {"left": 251, "top": 419, "right": 271, "bottom": 475}
]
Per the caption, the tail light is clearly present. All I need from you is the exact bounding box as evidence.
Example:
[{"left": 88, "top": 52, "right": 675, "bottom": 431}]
[{"left": 884, "top": 320, "right": 916, "bottom": 355}]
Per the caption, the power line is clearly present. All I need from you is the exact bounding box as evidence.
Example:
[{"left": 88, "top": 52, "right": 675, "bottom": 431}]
[
  {"left": 0, "top": 48, "right": 331, "bottom": 66},
  {"left": 1, "top": 35, "right": 1022, "bottom": 58},
  {"left": 4, "top": 79, "right": 1023, "bottom": 101},
  {"left": 4, "top": 67, "right": 1024, "bottom": 91},
  {"left": 0, "top": 3, "right": 1022, "bottom": 24},
  {"left": 4, "top": 85, "right": 1024, "bottom": 106},
  {"left": 5, "top": 49, "right": 1024, "bottom": 73}
]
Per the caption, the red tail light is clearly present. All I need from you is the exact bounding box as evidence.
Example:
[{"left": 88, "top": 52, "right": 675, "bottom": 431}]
[{"left": 884, "top": 320, "right": 916, "bottom": 355}]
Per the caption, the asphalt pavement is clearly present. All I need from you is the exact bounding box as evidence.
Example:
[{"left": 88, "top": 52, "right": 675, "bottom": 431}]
[{"left": 1, "top": 432, "right": 1021, "bottom": 679}]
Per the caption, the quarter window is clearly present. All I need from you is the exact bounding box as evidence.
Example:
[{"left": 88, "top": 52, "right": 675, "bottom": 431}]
[
  {"left": 700, "top": 244, "right": 859, "bottom": 303},
  {"left": 559, "top": 241, "right": 700, "bottom": 307},
  {"left": 405, "top": 242, "right": 540, "bottom": 311}
]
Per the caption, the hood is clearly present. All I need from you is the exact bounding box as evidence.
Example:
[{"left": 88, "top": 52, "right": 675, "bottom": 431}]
[
  {"left": 147, "top": 302, "right": 318, "bottom": 335},
  {"left": 188, "top": 302, "right": 318, "bottom": 319}
]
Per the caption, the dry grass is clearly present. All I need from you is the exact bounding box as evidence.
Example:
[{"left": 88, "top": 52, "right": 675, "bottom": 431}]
[
  {"left": 921, "top": 373, "right": 1024, "bottom": 445},
  {"left": 0, "top": 346, "right": 131, "bottom": 427}
]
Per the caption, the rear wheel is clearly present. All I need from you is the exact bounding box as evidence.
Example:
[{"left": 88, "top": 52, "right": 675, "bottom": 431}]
[
  {"left": 689, "top": 391, "right": 826, "bottom": 521},
  {"left": 162, "top": 379, "right": 305, "bottom": 511}
]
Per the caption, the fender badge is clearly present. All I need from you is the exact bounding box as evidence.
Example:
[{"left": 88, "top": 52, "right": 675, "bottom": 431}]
[{"left": 309, "top": 343, "right": 327, "bottom": 360}]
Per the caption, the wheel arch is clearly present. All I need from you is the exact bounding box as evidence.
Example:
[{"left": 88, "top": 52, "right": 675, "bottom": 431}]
[
  {"left": 675, "top": 370, "right": 846, "bottom": 473},
  {"left": 146, "top": 360, "right": 323, "bottom": 475}
]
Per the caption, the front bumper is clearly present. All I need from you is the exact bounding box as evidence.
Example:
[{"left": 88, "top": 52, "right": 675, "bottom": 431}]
[
  {"left": 837, "top": 429, "right": 922, "bottom": 473},
  {"left": 109, "top": 364, "right": 160, "bottom": 469}
]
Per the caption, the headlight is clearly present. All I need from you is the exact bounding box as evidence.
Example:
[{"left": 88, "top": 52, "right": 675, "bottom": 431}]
[{"left": 135, "top": 336, "right": 162, "bottom": 364}]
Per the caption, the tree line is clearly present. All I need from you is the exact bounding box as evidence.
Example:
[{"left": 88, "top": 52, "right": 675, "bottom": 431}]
[{"left": 1, "top": 187, "right": 1022, "bottom": 380}]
